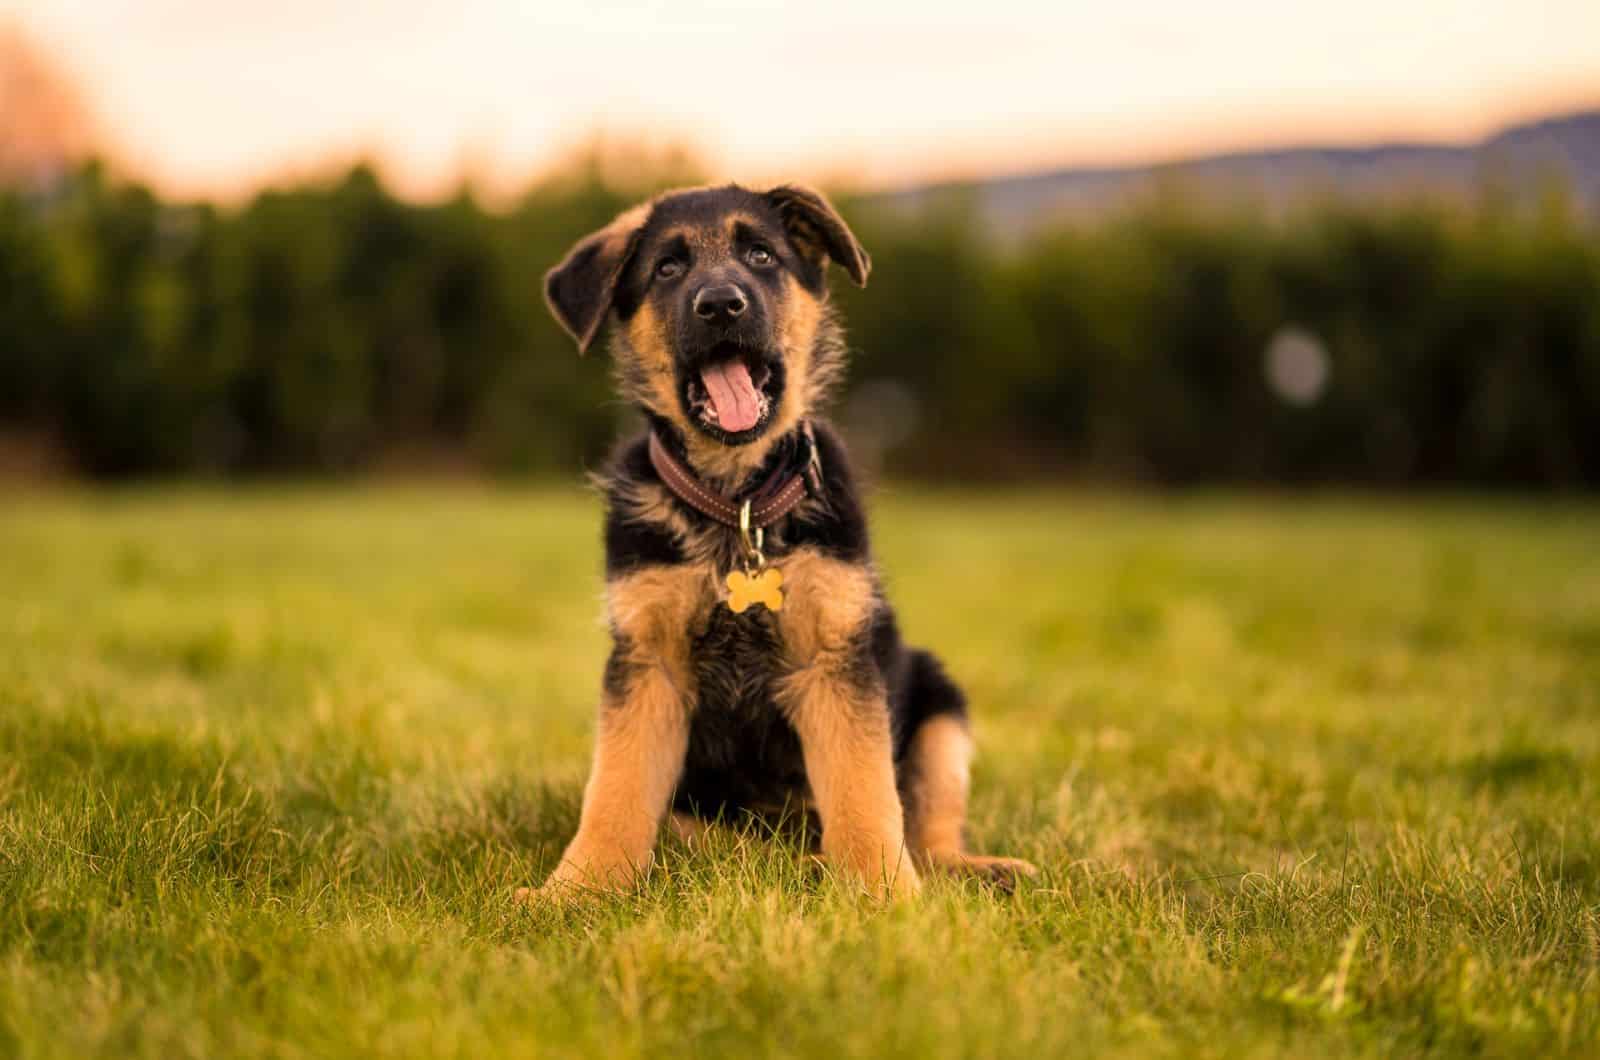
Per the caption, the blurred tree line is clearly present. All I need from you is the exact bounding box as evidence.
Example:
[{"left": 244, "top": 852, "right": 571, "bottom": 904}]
[{"left": 2, "top": 155, "right": 1597, "bottom": 486}]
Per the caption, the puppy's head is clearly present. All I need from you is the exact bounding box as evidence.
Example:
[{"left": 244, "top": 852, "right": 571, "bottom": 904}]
[{"left": 545, "top": 185, "right": 868, "bottom": 451}]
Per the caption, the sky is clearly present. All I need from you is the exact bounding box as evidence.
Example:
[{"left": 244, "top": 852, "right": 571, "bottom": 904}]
[{"left": 4, "top": 0, "right": 1599, "bottom": 201}]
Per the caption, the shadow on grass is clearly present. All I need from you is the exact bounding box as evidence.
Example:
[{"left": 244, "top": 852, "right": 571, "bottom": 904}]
[{"left": 1458, "top": 747, "right": 1583, "bottom": 792}]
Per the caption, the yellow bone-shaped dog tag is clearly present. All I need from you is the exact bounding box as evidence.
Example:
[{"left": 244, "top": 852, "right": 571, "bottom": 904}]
[{"left": 726, "top": 567, "right": 784, "bottom": 613}]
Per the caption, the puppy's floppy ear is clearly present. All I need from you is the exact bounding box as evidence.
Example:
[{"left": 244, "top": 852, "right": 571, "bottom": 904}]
[
  {"left": 544, "top": 203, "right": 650, "bottom": 354},
  {"left": 764, "top": 184, "right": 871, "bottom": 288}
]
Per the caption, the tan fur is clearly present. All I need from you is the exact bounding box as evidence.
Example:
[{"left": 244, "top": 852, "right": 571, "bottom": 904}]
[
  {"left": 776, "top": 550, "right": 874, "bottom": 660},
  {"left": 774, "top": 549, "right": 918, "bottom": 897},
  {"left": 779, "top": 666, "right": 917, "bottom": 897},
  {"left": 612, "top": 257, "right": 840, "bottom": 493},
  {"left": 620, "top": 302, "right": 682, "bottom": 424},
  {"left": 542, "top": 678, "right": 688, "bottom": 893},
  {"left": 535, "top": 187, "right": 1009, "bottom": 905},
  {"left": 682, "top": 429, "right": 786, "bottom": 492},
  {"left": 605, "top": 472, "right": 835, "bottom": 578},
  {"left": 676, "top": 267, "right": 803, "bottom": 487},
  {"left": 605, "top": 564, "right": 714, "bottom": 667},
  {"left": 608, "top": 475, "right": 728, "bottom": 568},
  {"left": 540, "top": 566, "right": 712, "bottom": 895},
  {"left": 902, "top": 714, "right": 1039, "bottom": 889},
  {"left": 618, "top": 294, "right": 790, "bottom": 491},
  {"left": 903, "top": 714, "right": 973, "bottom": 856},
  {"left": 660, "top": 223, "right": 723, "bottom": 257},
  {"left": 723, "top": 212, "right": 766, "bottom": 237},
  {"left": 769, "top": 275, "right": 824, "bottom": 436},
  {"left": 667, "top": 811, "right": 712, "bottom": 846}
]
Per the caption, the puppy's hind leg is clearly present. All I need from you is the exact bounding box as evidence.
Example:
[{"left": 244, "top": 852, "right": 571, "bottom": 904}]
[
  {"left": 667, "top": 811, "right": 712, "bottom": 846},
  {"left": 901, "top": 653, "right": 1037, "bottom": 891}
]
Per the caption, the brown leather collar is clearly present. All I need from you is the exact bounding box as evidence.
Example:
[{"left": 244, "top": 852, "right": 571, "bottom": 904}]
[{"left": 647, "top": 424, "right": 818, "bottom": 529}]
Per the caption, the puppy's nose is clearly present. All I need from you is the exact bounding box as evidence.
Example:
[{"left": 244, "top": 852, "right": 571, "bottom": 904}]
[{"left": 693, "top": 284, "right": 748, "bottom": 323}]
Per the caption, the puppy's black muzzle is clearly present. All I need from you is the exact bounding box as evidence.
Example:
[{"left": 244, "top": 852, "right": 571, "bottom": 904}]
[
  {"left": 678, "top": 278, "right": 774, "bottom": 371},
  {"left": 693, "top": 284, "right": 748, "bottom": 324}
]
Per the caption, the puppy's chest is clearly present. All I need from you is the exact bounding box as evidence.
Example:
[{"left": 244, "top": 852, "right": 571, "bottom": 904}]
[
  {"left": 681, "top": 601, "right": 806, "bottom": 788},
  {"left": 690, "top": 600, "right": 784, "bottom": 719}
]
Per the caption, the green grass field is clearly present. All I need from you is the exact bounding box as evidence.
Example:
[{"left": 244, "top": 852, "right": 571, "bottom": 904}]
[{"left": 2, "top": 487, "right": 1597, "bottom": 1058}]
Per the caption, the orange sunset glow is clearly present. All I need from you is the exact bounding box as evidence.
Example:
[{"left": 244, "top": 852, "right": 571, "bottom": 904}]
[{"left": 4, "top": 0, "right": 1600, "bottom": 200}]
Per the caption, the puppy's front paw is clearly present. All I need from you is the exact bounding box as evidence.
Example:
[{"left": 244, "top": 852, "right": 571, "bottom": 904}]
[
  {"left": 520, "top": 841, "right": 649, "bottom": 904},
  {"left": 511, "top": 872, "right": 601, "bottom": 909},
  {"left": 819, "top": 840, "right": 922, "bottom": 900},
  {"left": 874, "top": 861, "right": 922, "bottom": 900},
  {"left": 512, "top": 879, "right": 591, "bottom": 907}
]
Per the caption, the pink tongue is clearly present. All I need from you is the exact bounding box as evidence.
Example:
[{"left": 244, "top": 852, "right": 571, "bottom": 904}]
[{"left": 700, "top": 360, "right": 761, "bottom": 432}]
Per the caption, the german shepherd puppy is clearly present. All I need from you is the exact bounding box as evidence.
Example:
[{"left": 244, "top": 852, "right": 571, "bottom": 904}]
[{"left": 532, "top": 184, "right": 1034, "bottom": 899}]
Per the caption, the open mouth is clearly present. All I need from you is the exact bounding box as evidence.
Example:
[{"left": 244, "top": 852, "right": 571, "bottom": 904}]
[{"left": 683, "top": 345, "right": 782, "bottom": 442}]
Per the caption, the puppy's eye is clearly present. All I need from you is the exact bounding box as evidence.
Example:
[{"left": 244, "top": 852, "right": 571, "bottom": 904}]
[
  {"left": 746, "top": 245, "right": 775, "bottom": 268},
  {"left": 655, "top": 258, "right": 683, "bottom": 280}
]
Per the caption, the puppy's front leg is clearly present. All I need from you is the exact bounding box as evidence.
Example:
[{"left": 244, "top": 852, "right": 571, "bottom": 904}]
[
  {"left": 777, "top": 552, "right": 919, "bottom": 898},
  {"left": 540, "top": 568, "right": 704, "bottom": 896},
  {"left": 542, "top": 671, "right": 688, "bottom": 893}
]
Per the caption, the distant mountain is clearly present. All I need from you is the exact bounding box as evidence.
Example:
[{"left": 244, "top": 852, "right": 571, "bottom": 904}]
[{"left": 872, "top": 108, "right": 1600, "bottom": 232}]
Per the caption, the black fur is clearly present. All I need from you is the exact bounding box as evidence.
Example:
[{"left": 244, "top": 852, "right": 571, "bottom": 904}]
[
  {"left": 563, "top": 185, "right": 964, "bottom": 842},
  {"left": 602, "top": 419, "right": 967, "bottom": 832}
]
